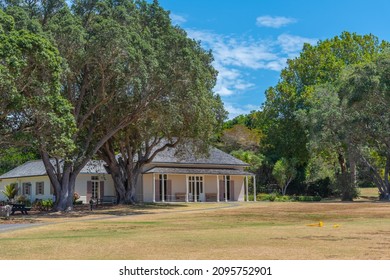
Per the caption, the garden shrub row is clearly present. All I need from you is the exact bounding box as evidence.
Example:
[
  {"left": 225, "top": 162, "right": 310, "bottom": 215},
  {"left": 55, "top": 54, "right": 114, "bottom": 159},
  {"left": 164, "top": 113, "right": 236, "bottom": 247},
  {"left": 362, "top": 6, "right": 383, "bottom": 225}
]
[{"left": 256, "top": 193, "right": 322, "bottom": 202}]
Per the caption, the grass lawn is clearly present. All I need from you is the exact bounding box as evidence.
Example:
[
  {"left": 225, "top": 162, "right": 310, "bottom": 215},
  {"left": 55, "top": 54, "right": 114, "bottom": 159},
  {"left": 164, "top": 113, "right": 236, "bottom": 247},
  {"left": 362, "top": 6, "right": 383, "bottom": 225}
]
[{"left": 1, "top": 201, "right": 390, "bottom": 260}]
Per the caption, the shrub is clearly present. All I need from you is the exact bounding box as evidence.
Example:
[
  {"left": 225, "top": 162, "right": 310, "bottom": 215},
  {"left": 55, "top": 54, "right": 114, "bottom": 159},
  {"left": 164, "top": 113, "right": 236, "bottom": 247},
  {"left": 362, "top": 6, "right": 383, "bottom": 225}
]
[
  {"left": 293, "top": 195, "right": 322, "bottom": 202},
  {"left": 255, "top": 193, "right": 321, "bottom": 202},
  {"left": 275, "top": 195, "right": 292, "bottom": 202},
  {"left": 41, "top": 199, "right": 54, "bottom": 211},
  {"left": 15, "top": 195, "right": 31, "bottom": 206}
]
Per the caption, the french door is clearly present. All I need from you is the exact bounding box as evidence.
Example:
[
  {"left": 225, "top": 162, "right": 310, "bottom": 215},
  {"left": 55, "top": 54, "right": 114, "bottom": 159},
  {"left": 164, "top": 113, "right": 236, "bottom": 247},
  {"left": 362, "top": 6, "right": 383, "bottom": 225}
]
[{"left": 188, "top": 176, "right": 204, "bottom": 202}]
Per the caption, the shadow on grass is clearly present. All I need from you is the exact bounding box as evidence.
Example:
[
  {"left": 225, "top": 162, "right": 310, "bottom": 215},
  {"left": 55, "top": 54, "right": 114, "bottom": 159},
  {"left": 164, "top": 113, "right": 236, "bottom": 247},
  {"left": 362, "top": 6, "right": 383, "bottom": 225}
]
[{"left": 19, "top": 202, "right": 190, "bottom": 220}]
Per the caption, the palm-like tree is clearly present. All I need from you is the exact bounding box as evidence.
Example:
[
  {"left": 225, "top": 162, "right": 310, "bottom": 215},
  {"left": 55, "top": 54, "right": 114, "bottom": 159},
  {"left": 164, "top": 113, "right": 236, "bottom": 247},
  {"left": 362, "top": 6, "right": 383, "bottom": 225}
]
[{"left": 2, "top": 184, "right": 18, "bottom": 201}]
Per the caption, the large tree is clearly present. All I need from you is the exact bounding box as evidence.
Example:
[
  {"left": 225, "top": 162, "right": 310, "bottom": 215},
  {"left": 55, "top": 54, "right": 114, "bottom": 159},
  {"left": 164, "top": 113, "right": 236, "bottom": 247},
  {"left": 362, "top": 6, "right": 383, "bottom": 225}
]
[
  {"left": 338, "top": 53, "right": 390, "bottom": 198},
  {"left": 2, "top": 0, "right": 224, "bottom": 210},
  {"left": 97, "top": 2, "right": 226, "bottom": 203},
  {"left": 0, "top": 9, "right": 74, "bottom": 159},
  {"left": 263, "top": 32, "right": 389, "bottom": 199}
]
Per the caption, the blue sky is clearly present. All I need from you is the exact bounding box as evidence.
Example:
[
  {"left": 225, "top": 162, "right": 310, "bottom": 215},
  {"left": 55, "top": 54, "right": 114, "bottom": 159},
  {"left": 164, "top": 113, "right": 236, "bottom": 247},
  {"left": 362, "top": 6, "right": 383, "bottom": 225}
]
[{"left": 158, "top": 0, "right": 390, "bottom": 119}]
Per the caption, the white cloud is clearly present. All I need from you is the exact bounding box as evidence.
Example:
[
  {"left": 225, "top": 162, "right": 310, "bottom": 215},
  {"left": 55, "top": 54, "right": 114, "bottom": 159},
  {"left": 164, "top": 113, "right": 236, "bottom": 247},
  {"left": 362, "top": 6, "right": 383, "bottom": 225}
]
[
  {"left": 185, "top": 28, "right": 317, "bottom": 119},
  {"left": 186, "top": 29, "right": 282, "bottom": 96},
  {"left": 170, "top": 13, "right": 187, "bottom": 25},
  {"left": 256, "top": 16, "right": 297, "bottom": 28},
  {"left": 224, "top": 103, "right": 261, "bottom": 119},
  {"left": 277, "top": 34, "right": 318, "bottom": 58}
]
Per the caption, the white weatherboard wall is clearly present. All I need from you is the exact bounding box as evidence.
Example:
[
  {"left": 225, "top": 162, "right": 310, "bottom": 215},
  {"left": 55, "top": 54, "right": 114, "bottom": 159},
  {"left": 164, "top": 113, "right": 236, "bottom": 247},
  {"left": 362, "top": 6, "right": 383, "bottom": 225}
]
[
  {"left": 74, "top": 174, "right": 115, "bottom": 203},
  {"left": 0, "top": 176, "right": 52, "bottom": 201},
  {"left": 232, "top": 175, "right": 245, "bottom": 201},
  {"left": 0, "top": 174, "right": 115, "bottom": 203},
  {"left": 141, "top": 173, "right": 247, "bottom": 202},
  {"left": 142, "top": 173, "right": 154, "bottom": 202}
]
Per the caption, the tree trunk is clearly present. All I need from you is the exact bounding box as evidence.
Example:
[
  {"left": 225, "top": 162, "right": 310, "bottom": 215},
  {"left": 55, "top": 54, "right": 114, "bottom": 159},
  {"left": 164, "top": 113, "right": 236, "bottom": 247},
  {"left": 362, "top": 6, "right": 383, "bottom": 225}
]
[
  {"left": 99, "top": 142, "right": 139, "bottom": 204},
  {"left": 360, "top": 153, "right": 389, "bottom": 199},
  {"left": 40, "top": 150, "right": 83, "bottom": 212}
]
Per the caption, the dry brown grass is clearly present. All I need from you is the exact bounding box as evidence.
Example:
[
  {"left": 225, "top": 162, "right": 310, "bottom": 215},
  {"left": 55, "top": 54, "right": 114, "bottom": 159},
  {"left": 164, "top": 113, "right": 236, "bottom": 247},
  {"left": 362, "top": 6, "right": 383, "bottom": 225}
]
[{"left": 1, "top": 202, "right": 390, "bottom": 260}]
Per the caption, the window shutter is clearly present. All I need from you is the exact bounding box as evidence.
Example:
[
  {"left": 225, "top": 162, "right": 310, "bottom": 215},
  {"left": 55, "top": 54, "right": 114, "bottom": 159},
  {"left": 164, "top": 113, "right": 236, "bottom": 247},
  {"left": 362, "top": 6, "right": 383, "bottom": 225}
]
[
  {"left": 36, "top": 183, "right": 39, "bottom": 195},
  {"left": 230, "top": 181, "right": 235, "bottom": 201},
  {"left": 219, "top": 180, "right": 224, "bottom": 201},
  {"left": 167, "top": 180, "right": 172, "bottom": 201},
  {"left": 100, "top": 181, "right": 105, "bottom": 198},
  {"left": 155, "top": 180, "right": 160, "bottom": 201},
  {"left": 87, "top": 181, "right": 92, "bottom": 201}
]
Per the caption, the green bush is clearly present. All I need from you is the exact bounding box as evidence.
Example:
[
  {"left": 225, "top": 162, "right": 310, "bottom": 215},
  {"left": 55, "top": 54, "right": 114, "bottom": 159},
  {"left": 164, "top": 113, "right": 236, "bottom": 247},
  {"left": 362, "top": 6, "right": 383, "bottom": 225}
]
[
  {"left": 15, "top": 195, "right": 31, "bottom": 206},
  {"left": 41, "top": 199, "right": 54, "bottom": 211},
  {"left": 275, "top": 195, "right": 292, "bottom": 202},
  {"left": 255, "top": 193, "right": 321, "bottom": 202},
  {"left": 293, "top": 195, "right": 322, "bottom": 202}
]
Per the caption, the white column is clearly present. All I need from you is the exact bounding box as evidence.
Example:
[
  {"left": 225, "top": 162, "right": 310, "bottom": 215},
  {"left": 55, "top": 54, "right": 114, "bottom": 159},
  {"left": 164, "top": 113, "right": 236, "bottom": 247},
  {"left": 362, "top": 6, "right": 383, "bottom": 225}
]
[
  {"left": 253, "top": 175, "right": 256, "bottom": 202},
  {"left": 194, "top": 176, "right": 198, "bottom": 202},
  {"left": 162, "top": 174, "right": 165, "bottom": 203},
  {"left": 224, "top": 175, "right": 228, "bottom": 202},
  {"left": 185, "top": 175, "right": 189, "bottom": 203},
  {"left": 152, "top": 173, "right": 156, "bottom": 203},
  {"left": 217, "top": 175, "right": 220, "bottom": 202},
  {"left": 245, "top": 176, "right": 249, "bottom": 202}
]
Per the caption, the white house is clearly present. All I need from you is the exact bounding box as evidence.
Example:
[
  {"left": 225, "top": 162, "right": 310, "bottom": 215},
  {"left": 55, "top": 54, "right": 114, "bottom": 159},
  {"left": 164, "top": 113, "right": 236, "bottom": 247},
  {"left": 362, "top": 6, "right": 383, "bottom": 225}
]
[{"left": 0, "top": 147, "right": 256, "bottom": 203}]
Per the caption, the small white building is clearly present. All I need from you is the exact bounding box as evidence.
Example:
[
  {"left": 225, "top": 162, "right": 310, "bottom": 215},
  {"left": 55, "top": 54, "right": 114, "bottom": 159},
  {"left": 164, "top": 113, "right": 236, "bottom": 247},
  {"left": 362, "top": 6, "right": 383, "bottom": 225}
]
[
  {"left": 0, "top": 147, "right": 255, "bottom": 203},
  {"left": 0, "top": 160, "right": 115, "bottom": 204}
]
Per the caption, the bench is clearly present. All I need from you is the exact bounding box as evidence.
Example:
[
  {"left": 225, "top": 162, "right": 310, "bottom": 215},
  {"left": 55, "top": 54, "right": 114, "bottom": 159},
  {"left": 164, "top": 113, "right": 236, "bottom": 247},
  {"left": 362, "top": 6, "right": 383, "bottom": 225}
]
[
  {"left": 206, "top": 193, "right": 217, "bottom": 202},
  {"left": 98, "top": 196, "right": 117, "bottom": 205},
  {"left": 11, "top": 204, "right": 31, "bottom": 215},
  {"left": 175, "top": 193, "right": 186, "bottom": 201}
]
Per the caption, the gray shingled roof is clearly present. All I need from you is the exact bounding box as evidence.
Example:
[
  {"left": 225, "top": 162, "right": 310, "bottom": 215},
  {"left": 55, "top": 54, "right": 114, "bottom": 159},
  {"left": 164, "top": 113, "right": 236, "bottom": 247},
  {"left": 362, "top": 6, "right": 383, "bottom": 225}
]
[
  {"left": 0, "top": 146, "right": 249, "bottom": 179},
  {"left": 144, "top": 167, "right": 253, "bottom": 176},
  {"left": 0, "top": 160, "right": 108, "bottom": 179},
  {"left": 151, "top": 147, "right": 249, "bottom": 166}
]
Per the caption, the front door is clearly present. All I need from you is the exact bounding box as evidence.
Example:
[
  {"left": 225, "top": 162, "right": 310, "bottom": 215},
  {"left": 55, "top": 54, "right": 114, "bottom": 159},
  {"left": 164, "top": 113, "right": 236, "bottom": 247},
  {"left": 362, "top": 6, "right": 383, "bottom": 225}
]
[{"left": 188, "top": 176, "right": 204, "bottom": 202}]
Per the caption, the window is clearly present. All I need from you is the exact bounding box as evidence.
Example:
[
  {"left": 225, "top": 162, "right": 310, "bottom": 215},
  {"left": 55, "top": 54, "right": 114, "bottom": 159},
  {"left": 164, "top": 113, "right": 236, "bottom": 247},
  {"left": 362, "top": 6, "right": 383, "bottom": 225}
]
[
  {"left": 22, "top": 182, "right": 32, "bottom": 195},
  {"left": 226, "top": 176, "right": 231, "bottom": 199},
  {"left": 36, "top": 182, "right": 44, "bottom": 195},
  {"left": 159, "top": 174, "right": 168, "bottom": 200},
  {"left": 188, "top": 176, "right": 204, "bottom": 201},
  {"left": 91, "top": 181, "right": 99, "bottom": 199},
  {"left": 91, "top": 176, "right": 99, "bottom": 181}
]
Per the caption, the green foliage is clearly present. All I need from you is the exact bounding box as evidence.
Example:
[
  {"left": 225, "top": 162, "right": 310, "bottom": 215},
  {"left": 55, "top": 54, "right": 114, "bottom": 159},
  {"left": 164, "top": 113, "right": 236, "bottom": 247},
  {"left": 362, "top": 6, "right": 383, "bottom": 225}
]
[
  {"left": 256, "top": 193, "right": 321, "bottom": 202},
  {"left": 293, "top": 195, "right": 322, "bottom": 202},
  {"left": 0, "top": 147, "right": 39, "bottom": 174},
  {"left": 15, "top": 195, "right": 31, "bottom": 206},
  {"left": 41, "top": 199, "right": 54, "bottom": 211},
  {"left": 0, "top": 8, "right": 76, "bottom": 155},
  {"left": 230, "top": 149, "right": 264, "bottom": 173},
  {"left": 262, "top": 32, "right": 389, "bottom": 200},
  {"left": 272, "top": 157, "right": 297, "bottom": 195},
  {"left": 1, "top": 184, "right": 18, "bottom": 200}
]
